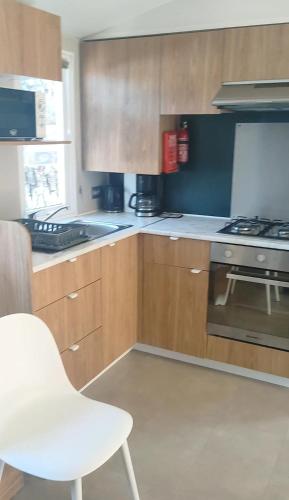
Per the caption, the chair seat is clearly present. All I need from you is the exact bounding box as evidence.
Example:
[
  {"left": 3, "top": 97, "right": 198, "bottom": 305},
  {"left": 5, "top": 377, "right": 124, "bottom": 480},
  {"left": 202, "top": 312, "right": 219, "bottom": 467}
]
[{"left": 0, "top": 392, "right": 133, "bottom": 481}]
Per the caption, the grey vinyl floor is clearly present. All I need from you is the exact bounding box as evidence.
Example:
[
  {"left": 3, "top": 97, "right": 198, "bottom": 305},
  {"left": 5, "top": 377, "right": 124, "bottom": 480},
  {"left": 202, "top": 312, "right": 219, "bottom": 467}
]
[{"left": 15, "top": 350, "right": 289, "bottom": 500}]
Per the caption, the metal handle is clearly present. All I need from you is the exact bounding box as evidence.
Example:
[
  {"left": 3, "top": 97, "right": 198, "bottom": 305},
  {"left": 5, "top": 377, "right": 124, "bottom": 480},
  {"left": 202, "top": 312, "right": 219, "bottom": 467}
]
[
  {"left": 68, "top": 344, "right": 80, "bottom": 352},
  {"left": 109, "top": 242, "right": 116, "bottom": 247},
  {"left": 67, "top": 292, "right": 79, "bottom": 300},
  {"left": 68, "top": 257, "right": 77, "bottom": 263},
  {"left": 169, "top": 236, "right": 179, "bottom": 241},
  {"left": 190, "top": 269, "right": 201, "bottom": 274}
]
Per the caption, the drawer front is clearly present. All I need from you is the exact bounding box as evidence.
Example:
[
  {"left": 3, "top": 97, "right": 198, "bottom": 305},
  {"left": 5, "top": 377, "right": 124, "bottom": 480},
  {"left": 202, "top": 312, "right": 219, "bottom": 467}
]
[
  {"left": 36, "top": 280, "right": 102, "bottom": 352},
  {"left": 143, "top": 234, "right": 210, "bottom": 270},
  {"left": 62, "top": 328, "right": 104, "bottom": 389},
  {"left": 33, "top": 249, "right": 101, "bottom": 311},
  {"left": 207, "top": 336, "right": 289, "bottom": 379}
]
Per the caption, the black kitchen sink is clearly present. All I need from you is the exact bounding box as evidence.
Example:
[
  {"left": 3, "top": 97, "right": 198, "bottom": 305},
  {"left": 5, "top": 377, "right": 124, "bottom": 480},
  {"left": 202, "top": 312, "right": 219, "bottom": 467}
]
[{"left": 17, "top": 218, "right": 132, "bottom": 252}]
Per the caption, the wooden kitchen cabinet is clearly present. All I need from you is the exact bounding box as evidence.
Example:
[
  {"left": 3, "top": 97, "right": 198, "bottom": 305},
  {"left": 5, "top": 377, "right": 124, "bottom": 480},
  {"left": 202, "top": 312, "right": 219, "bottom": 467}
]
[
  {"left": 142, "top": 262, "right": 209, "bottom": 357},
  {"left": 160, "top": 30, "right": 224, "bottom": 114},
  {"left": 0, "top": 464, "right": 24, "bottom": 500},
  {"left": 223, "top": 23, "right": 289, "bottom": 82},
  {"left": 36, "top": 280, "right": 102, "bottom": 352},
  {"left": 81, "top": 37, "right": 164, "bottom": 174},
  {"left": 0, "top": 0, "right": 21, "bottom": 76},
  {"left": 101, "top": 236, "right": 138, "bottom": 365},
  {"left": 0, "top": 0, "right": 61, "bottom": 80},
  {"left": 20, "top": 3, "right": 61, "bottom": 81},
  {"left": 33, "top": 249, "right": 101, "bottom": 311},
  {"left": 207, "top": 336, "right": 289, "bottom": 379},
  {"left": 144, "top": 234, "right": 210, "bottom": 270},
  {"left": 61, "top": 328, "right": 104, "bottom": 390}
]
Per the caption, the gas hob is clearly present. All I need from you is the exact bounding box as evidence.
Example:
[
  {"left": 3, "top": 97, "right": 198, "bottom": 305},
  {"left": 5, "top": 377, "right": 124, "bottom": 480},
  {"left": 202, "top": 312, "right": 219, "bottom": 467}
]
[{"left": 218, "top": 217, "right": 289, "bottom": 240}]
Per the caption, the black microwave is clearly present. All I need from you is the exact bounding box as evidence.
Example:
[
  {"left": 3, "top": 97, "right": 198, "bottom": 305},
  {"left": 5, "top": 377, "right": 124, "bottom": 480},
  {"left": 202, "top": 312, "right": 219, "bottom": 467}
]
[{"left": 0, "top": 87, "right": 46, "bottom": 140}]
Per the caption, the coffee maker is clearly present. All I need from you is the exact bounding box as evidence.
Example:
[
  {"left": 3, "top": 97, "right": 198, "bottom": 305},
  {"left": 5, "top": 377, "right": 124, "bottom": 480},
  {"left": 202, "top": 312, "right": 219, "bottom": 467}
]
[{"left": 128, "top": 174, "right": 163, "bottom": 217}]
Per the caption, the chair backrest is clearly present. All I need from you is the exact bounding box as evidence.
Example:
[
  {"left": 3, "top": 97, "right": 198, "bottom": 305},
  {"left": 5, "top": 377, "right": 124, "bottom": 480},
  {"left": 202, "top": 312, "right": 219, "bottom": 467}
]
[{"left": 0, "top": 314, "right": 74, "bottom": 416}]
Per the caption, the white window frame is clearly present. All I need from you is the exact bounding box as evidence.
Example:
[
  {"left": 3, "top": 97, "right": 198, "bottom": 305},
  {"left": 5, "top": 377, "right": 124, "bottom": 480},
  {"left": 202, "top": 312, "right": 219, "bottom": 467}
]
[{"left": 19, "top": 50, "right": 77, "bottom": 220}]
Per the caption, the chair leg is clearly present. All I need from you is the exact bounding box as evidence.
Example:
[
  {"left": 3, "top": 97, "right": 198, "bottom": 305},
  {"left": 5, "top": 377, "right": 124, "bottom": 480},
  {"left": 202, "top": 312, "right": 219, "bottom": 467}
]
[
  {"left": 121, "top": 440, "right": 140, "bottom": 500},
  {"left": 71, "top": 478, "right": 82, "bottom": 500}
]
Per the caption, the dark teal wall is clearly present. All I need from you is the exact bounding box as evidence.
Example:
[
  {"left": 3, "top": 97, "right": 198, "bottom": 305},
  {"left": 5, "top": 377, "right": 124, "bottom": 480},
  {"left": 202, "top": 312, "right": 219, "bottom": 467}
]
[{"left": 163, "top": 112, "right": 289, "bottom": 217}]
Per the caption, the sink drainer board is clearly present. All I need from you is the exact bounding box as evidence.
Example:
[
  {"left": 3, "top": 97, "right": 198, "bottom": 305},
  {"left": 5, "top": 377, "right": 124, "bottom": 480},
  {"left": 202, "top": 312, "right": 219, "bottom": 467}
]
[{"left": 16, "top": 219, "right": 89, "bottom": 252}]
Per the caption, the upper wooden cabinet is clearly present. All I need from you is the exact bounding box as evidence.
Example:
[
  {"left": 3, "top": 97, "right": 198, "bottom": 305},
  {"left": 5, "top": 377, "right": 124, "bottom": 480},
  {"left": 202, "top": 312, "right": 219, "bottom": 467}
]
[
  {"left": 223, "top": 24, "right": 289, "bottom": 82},
  {"left": 81, "top": 37, "right": 163, "bottom": 174},
  {"left": 20, "top": 3, "right": 61, "bottom": 81},
  {"left": 0, "top": 0, "right": 21, "bottom": 75},
  {"left": 0, "top": 0, "right": 61, "bottom": 81},
  {"left": 160, "top": 30, "right": 224, "bottom": 114}
]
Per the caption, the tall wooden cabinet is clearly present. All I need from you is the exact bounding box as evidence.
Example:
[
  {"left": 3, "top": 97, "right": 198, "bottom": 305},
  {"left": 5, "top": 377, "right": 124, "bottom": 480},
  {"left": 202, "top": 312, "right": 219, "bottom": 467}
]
[
  {"left": 223, "top": 24, "right": 289, "bottom": 82},
  {"left": 141, "top": 235, "right": 210, "bottom": 357},
  {"left": 101, "top": 236, "right": 138, "bottom": 365},
  {"left": 81, "top": 37, "right": 163, "bottom": 174},
  {"left": 160, "top": 30, "right": 224, "bottom": 115}
]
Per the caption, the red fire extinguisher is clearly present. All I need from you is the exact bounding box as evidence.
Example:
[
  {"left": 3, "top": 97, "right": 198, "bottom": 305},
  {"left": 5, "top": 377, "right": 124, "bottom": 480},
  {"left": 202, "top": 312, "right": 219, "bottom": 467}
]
[
  {"left": 177, "top": 121, "right": 189, "bottom": 164},
  {"left": 162, "top": 130, "right": 179, "bottom": 174}
]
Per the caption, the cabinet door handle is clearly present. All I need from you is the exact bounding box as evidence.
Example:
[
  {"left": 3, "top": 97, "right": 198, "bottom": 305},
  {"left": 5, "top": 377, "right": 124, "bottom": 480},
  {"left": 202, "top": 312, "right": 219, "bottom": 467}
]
[
  {"left": 190, "top": 269, "right": 201, "bottom": 274},
  {"left": 109, "top": 242, "right": 116, "bottom": 247},
  {"left": 67, "top": 292, "right": 79, "bottom": 300},
  {"left": 68, "top": 257, "right": 77, "bottom": 263},
  {"left": 68, "top": 344, "right": 80, "bottom": 352},
  {"left": 169, "top": 236, "right": 179, "bottom": 241}
]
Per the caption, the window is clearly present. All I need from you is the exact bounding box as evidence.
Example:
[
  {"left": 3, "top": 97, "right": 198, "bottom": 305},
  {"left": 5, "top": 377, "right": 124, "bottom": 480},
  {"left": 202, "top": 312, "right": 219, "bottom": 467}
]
[{"left": 20, "top": 51, "right": 76, "bottom": 217}]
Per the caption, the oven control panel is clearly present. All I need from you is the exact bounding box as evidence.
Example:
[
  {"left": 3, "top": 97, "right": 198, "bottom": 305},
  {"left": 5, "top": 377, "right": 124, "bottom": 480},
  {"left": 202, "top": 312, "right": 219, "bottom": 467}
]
[{"left": 211, "top": 242, "right": 289, "bottom": 272}]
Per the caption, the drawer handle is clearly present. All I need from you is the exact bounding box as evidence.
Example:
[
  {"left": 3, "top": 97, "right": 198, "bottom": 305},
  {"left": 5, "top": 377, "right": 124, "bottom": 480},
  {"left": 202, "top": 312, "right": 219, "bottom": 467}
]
[
  {"left": 190, "top": 269, "right": 201, "bottom": 274},
  {"left": 68, "top": 257, "right": 77, "bottom": 263},
  {"left": 67, "top": 292, "right": 79, "bottom": 300},
  {"left": 169, "top": 236, "right": 179, "bottom": 241},
  {"left": 109, "top": 242, "right": 116, "bottom": 247},
  {"left": 68, "top": 344, "right": 80, "bottom": 352}
]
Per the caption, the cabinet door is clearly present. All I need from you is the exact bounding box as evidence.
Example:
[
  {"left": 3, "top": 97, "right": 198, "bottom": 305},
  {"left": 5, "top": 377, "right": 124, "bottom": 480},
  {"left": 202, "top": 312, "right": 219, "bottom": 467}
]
[
  {"left": 20, "top": 3, "right": 61, "bottom": 81},
  {"left": 81, "top": 37, "right": 161, "bottom": 174},
  {"left": 101, "top": 236, "right": 138, "bottom": 365},
  {"left": 160, "top": 30, "right": 224, "bottom": 114},
  {"left": 0, "top": 0, "right": 21, "bottom": 75},
  {"left": 142, "top": 263, "right": 209, "bottom": 357},
  {"left": 0, "top": 464, "right": 24, "bottom": 500},
  {"left": 223, "top": 24, "right": 289, "bottom": 82}
]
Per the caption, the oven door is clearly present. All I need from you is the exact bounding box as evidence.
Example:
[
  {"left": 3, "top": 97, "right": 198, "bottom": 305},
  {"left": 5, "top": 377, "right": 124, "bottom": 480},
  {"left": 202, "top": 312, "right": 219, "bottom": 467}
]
[{"left": 208, "top": 262, "right": 289, "bottom": 351}]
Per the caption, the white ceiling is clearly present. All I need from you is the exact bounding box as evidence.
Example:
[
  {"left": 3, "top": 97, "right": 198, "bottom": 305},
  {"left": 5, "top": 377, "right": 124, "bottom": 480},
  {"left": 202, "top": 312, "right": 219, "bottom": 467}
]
[{"left": 22, "top": 0, "right": 289, "bottom": 39}]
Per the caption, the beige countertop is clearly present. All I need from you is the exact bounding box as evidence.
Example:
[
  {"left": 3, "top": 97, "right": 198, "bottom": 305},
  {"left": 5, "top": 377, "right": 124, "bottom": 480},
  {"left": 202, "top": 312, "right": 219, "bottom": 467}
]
[{"left": 32, "top": 212, "right": 289, "bottom": 272}]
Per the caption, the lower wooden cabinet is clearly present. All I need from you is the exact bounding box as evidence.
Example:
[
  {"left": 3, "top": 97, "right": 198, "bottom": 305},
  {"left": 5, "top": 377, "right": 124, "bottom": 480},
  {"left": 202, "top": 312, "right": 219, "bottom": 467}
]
[
  {"left": 0, "top": 465, "right": 23, "bottom": 500},
  {"left": 142, "top": 262, "right": 209, "bottom": 357},
  {"left": 207, "top": 336, "right": 289, "bottom": 379},
  {"left": 101, "top": 236, "right": 138, "bottom": 365},
  {"left": 36, "top": 280, "right": 102, "bottom": 352},
  {"left": 61, "top": 328, "right": 104, "bottom": 390}
]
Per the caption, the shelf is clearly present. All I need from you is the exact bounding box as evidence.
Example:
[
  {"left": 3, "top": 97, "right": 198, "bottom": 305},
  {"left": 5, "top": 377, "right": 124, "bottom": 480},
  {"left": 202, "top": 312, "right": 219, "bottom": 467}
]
[{"left": 0, "top": 140, "right": 71, "bottom": 146}]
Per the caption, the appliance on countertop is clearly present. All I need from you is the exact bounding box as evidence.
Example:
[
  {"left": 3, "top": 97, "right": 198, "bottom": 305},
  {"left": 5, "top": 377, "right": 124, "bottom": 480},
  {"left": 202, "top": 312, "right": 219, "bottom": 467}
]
[
  {"left": 208, "top": 240, "right": 289, "bottom": 351},
  {"left": 0, "top": 87, "right": 46, "bottom": 140},
  {"left": 212, "top": 80, "right": 289, "bottom": 112},
  {"left": 129, "top": 174, "right": 163, "bottom": 217},
  {"left": 218, "top": 216, "right": 289, "bottom": 240},
  {"left": 17, "top": 218, "right": 132, "bottom": 252},
  {"left": 93, "top": 174, "right": 124, "bottom": 213}
]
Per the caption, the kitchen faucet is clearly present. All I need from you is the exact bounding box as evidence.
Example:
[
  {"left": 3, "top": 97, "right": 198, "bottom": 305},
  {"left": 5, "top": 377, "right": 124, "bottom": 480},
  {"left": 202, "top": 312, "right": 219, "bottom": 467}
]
[{"left": 29, "top": 206, "right": 69, "bottom": 221}]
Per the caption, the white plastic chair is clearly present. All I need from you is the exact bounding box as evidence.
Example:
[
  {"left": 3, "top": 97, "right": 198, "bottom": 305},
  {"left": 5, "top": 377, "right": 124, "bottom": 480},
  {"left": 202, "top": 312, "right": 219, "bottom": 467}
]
[{"left": 0, "top": 313, "right": 140, "bottom": 500}]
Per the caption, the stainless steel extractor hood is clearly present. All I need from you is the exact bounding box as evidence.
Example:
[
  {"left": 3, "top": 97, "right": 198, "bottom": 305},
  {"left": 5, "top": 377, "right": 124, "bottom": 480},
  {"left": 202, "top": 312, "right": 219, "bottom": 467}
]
[{"left": 212, "top": 80, "right": 289, "bottom": 111}]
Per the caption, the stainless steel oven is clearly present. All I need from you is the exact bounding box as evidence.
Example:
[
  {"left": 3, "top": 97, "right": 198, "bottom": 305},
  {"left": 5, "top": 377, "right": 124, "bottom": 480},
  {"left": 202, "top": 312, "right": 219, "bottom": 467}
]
[{"left": 208, "top": 243, "right": 289, "bottom": 351}]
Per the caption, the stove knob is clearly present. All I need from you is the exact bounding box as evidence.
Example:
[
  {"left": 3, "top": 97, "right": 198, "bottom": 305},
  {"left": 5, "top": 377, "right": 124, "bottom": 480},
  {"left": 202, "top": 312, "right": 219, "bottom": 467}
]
[
  {"left": 224, "top": 249, "right": 233, "bottom": 258},
  {"left": 257, "top": 254, "right": 266, "bottom": 263}
]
